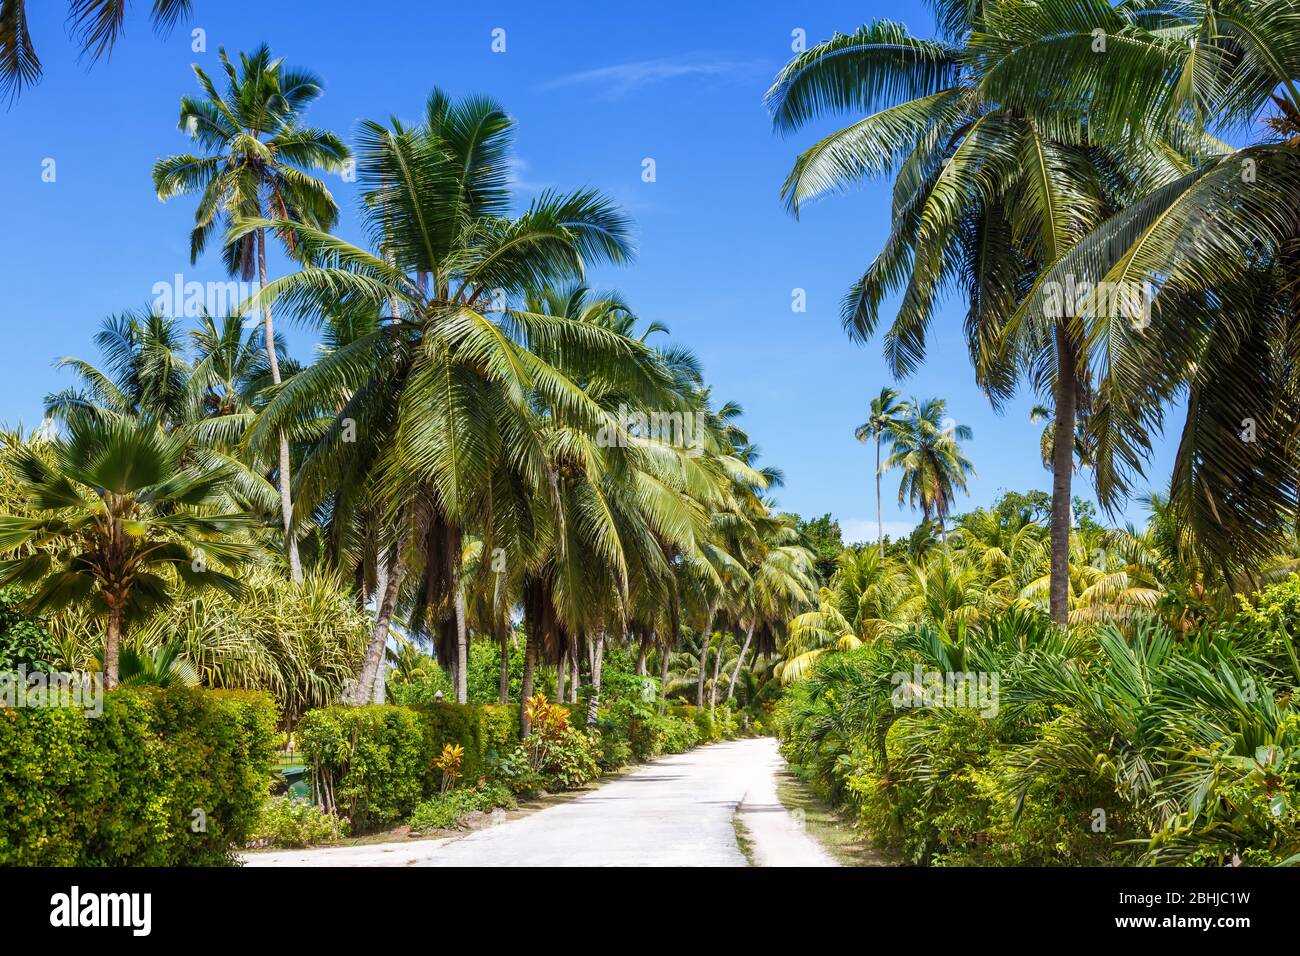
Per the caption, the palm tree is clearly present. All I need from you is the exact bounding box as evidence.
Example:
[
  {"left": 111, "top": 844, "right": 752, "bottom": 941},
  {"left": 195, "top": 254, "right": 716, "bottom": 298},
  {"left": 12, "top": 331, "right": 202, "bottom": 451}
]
[
  {"left": 0, "top": 0, "right": 193, "bottom": 100},
  {"left": 44, "top": 311, "right": 191, "bottom": 428},
  {"left": 883, "top": 398, "right": 974, "bottom": 542},
  {"left": 237, "top": 91, "right": 638, "bottom": 704},
  {"left": 153, "top": 45, "right": 350, "bottom": 582},
  {"left": 986, "top": 0, "right": 1300, "bottom": 575},
  {"left": 855, "top": 387, "right": 908, "bottom": 548},
  {"left": 0, "top": 417, "right": 250, "bottom": 688},
  {"left": 766, "top": 2, "right": 1222, "bottom": 624}
]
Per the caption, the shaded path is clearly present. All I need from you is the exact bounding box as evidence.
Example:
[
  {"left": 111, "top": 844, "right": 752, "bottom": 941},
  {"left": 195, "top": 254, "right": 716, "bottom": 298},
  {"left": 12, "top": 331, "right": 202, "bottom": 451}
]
[{"left": 244, "top": 737, "right": 837, "bottom": 867}]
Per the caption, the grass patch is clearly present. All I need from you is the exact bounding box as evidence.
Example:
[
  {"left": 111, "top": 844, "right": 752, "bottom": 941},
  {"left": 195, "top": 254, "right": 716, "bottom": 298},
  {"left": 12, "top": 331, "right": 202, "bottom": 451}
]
[{"left": 776, "top": 768, "right": 893, "bottom": 867}]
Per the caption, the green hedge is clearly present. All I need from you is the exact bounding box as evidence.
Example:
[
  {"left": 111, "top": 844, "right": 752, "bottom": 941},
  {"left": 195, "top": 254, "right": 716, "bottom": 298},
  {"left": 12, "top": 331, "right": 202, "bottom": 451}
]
[
  {"left": 297, "top": 703, "right": 520, "bottom": 830},
  {"left": 0, "top": 688, "right": 278, "bottom": 865}
]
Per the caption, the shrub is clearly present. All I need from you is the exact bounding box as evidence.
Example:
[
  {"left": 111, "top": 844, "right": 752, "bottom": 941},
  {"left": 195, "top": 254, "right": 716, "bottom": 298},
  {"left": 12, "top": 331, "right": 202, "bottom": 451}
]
[
  {"left": 0, "top": 586, "right": 56, "bottom": 671},
  {"left": 627, "top": 712, "right": 700, "bottom": 759},
  {"left": 408, "top": 782, "right": 515, "bottom": 831},
  {"left": 296, "top": 705, "right": 428, "bottom": 830},
  {"left": 250, "top": 795, "right": 349, "bottom": 848},
  {"left": 519, "top": 694, "right": 601, "bottom": 790},
  {"left": 0, "top": 687, "right": 278, "bottom": 865},
  {"left": 297, "top": 702, "right": 521, "bottom": 829}
]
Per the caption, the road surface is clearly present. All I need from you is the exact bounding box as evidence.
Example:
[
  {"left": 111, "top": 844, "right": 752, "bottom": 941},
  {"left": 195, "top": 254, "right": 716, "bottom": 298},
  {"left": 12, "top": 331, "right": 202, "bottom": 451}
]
[{"left": 244, "top": 737, "right": 837, "bottom": 867}]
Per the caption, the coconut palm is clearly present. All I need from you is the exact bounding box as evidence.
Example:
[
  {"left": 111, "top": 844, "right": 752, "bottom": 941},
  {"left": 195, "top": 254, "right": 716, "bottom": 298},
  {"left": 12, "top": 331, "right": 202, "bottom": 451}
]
[
  {"left": 766, "top": 2, "right": 1224, "bottom": 624},
  {"left": 0, "top": 0, "right": 194, "bottom": 100},
  {"left": 44, "top": 311, "right": 191, "bottom": 428},
  {"left": 237, "top": 91, "right": 640, "bottom": 704},
  {"left": 855, "top": 387, "right": 908, "bottom": 548},
  {"left": 882, "top": 398, "right": 974, "bottom": 541},
  {"left": 0, "top": 417, "right": 250, "bottom": 688},
  {"left": 985, "top": 0, "right": 1300, "bottom": 575},
  {"left": 153, "top": 44, "right": 350, "bottom": 582},
  {"left": 42, "top": 310, "right": 283, "bottom": 525}
]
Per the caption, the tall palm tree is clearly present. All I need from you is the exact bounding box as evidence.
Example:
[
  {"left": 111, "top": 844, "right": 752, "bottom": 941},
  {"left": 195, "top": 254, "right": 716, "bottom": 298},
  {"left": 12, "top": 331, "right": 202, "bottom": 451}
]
[
  {"left": 0, "top": 417, "right": 250, "bottom": 688},
  {"left": 237, "top": 90, "right": 639, "bottom": 704},
  {"left": 986, "top": 0, "right": 1300, "bottom": 575},
  {"left": 855, "top": 387, "right": 908, "bottom": 548},
  {"left": 0, "top": 0, "right": 194, "bottom": 100},
  {"left": 153, "top": 45, "right": 350, "bottom": 582},
  {"left": 883, "top": 398, "right": 974, "bottom": 542},
  {"left": 766, "top": 2, "right": 1222, "bottom": 624}
]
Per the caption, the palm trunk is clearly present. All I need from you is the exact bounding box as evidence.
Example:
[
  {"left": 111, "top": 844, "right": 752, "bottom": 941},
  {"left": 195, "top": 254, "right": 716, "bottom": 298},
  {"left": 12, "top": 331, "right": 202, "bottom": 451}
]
[
  {"left": 520, "top": 623, "right": 537, "bottom": 738},
  {"left": 694, "top": 604, "right": 715, "bottom": 708},
  {"left": 658, "top": 635, "right": 671, "bottom": 715},
  {"left": 709, "top": 631, "right": 726, "bottom": 716},
  {"left": 453, "top": 586, "right": 468, "bottom": 704},
  {"left": 569, "top": 648, "right": 579, "bottom": 704},
  {"left": 1050, "top": 327, "right": 1078, "bottom": 626},
  {"left": 876, "top": 431, "right": 884, "bottom": 549},
  {"left": 556, "top": 649, "right": 567, "bottom": 704},
  {"left": 369, "top": 549, "right": 390, "bottom": 705},
  {"left": 355, "top": 535, "right": 406, "bottom": 704},
  {"left": 256, "top": 227, "right": 302, "bottom": 582},
  {"left": 103, "top": 604, "right": 123, "bottom": 691},
  {"left": 586, "top": 630, "right": 605, "bottom": 728},
  {"left": 726, "top": 621, "right": 755, "bottom": 702},
  {"left": 497, "top": 616, "right": 510, "bottom": 705},
  {"left": 635, "top": 634, "right": 647, "bottom": 677}
]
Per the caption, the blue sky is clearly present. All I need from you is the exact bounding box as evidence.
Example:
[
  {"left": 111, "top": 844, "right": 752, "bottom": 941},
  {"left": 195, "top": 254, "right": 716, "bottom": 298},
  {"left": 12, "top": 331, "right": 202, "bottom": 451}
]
[{"left": 0, "top": 0, "right": 1178, "bottom": 540}]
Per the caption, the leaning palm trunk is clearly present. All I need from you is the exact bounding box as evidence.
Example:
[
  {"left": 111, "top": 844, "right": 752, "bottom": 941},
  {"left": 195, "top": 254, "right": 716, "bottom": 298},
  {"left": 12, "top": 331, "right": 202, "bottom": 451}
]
[
  {"left": 725, "top": 621, "right": 755, "bottom": 702},
  {"left": 586, "top": 630, "right": 605, "bottom": 728},
  {"left": 353, "top": 546, "right": 403, "bottom": 702},
  {"left": 1049, "top": 328, "right": 1078, "bottom": 626},
  {"left": 255, "top": 227, "right": 302, "bottom": 582}
]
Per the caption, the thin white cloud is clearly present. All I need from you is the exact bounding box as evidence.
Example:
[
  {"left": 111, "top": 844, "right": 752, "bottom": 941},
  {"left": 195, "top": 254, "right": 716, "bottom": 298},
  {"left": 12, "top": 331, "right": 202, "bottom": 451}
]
[
  {"left": 506, "top": 157, "right": 550, "bottom": 194},
  {"left": 541, "top": 56, "right": 762, "bottom": 99}
]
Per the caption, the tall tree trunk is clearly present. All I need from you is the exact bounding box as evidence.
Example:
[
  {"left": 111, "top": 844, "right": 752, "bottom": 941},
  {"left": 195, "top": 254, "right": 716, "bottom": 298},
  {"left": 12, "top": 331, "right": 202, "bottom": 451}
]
[
  {"left": 658, "top": 635, "right": 671, "bottom": 715},
  {"left": 876, "top": 431, "right": 884, "bottom": 549},
  {"left": 726, "top": 621, "right": 755, "bottom": 702},
  {"left": 369, "top": 546, "right": 391, "bottom": 705},
  {"left": 569, "top": 647, "right": 579, "bottom": 704},
  {"left": 635, "top": 633, "right": 647, "bottom": 676},
  {"left": 256, "top": 227, "right": 302, "bottom": 582},
  {"left": 103, "top": 604, "right": 123, "bottom": 691},
  {"left": 354, "top": 529, "right": 407, "bottom": 704},
  {"left": 520, "top": 623, "right": 537, "bottom": 738},
  {"left": 694, "top": 604, "right": 715, "bottom": 708},
  {"left": 586, "top": 630, "right": 605, "bottom": 728},
  {"left": 709, "top": 630, "right": 726, "bottom": 716},
  {"left": 556, "top": 649, "right": 567, "bottom": 704},
  {"left": 1050, "top": 327, "right": 1078, "bottom": 626},
  {"left": 453, "top": 586, "right": 468, "bottom": 704},
  {"left": 497, "top": 615, "right": 510, "bottom": 705}
]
